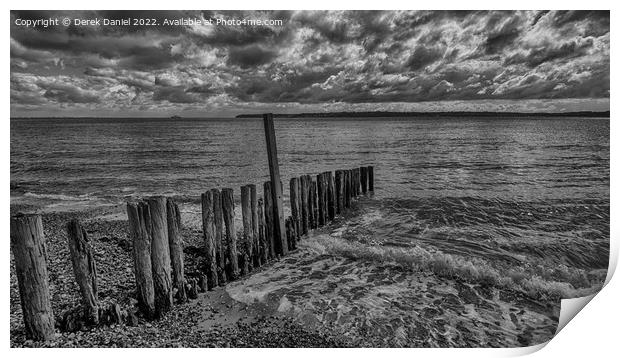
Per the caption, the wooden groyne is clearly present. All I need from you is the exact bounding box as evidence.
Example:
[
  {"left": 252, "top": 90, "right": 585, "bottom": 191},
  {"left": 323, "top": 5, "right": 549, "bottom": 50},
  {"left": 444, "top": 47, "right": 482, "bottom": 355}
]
[{"left": 9, "top": 113, "right": 376, "bottom": 341}]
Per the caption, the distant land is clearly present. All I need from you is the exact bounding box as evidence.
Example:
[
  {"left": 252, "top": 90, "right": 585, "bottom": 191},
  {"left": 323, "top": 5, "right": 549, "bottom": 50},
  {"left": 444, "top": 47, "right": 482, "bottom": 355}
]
[
  {"left": 10, "top": 110, "right": 610, "bottom": 120},
  {"left": 235, "top": 111, "right": 610, "bottom": 118}
]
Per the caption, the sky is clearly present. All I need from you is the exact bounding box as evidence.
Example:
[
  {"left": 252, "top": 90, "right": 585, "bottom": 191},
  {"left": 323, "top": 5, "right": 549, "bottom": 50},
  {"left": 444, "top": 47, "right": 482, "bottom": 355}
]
[{"left": 10, "top": 10, "right": 610, "bottom": 118}]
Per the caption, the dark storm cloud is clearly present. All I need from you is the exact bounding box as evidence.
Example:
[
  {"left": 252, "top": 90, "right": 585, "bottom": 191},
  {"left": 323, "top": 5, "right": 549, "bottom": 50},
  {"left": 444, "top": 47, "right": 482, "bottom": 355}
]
[
  {"left": 227, "top": 45, "right": 278, "bottom": 68},
  {"left": 10, "top": 10, "right": 609, "bottom": 115}
]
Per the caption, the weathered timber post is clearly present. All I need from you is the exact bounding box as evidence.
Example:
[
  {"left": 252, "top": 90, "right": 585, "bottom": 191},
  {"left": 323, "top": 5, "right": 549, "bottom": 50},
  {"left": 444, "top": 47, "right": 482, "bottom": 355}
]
[
  {"left": 361, "top": 166, "right": 368, "bottom": 194},
  {"left": 324, "top": 172, "right": 330, "bottom": 220},
  {"left": 286, "top": 216, "right": 297, "bottom": 251},
  {"left": 344, "top": 170, "right": 351, "bottom": 208},
  {"left": 300, "top": 175, "right": 309, "bottom": 235},
  {"left": 257, "top": 197, "right": 268, "bottom": 264},
  {"left": 317, "top": 173, "right": 325, "bottom": 226},
  {"left": 211, "top": 189, "right": 227, "bottom": 285},
  {"left": 354, "top": 168, "right": 359, "bottom": 197},
  {"left": 250, "top": 185, "right": 260, "bottom": 267},
  {"left": 127, "top": 202, "right": 156, "bottom": 318},
  {"left": 263, "top": 181, "right": 276, "bottom": 260},
  {"left": 307, "top": 177, "right": 315, "bottom": 229},
  {"left": 310, "top": 180, "right": 318, "bottom": 229},
  {"left": 66, "top": 219, "right": 98, "bottom": 325},
  {"left": 201, "top": 191, "right": 218, "bottom": 290},
  {"left": 10, "top": 214, "right": 55, "bottom": 341},
  {"left": 353, "top": 168, "right": 359, "bottom": 197},
  {"left": 240, "top": 185, "right": 253, "bottom": 275},
  {"left": 147, "top": 196, "right": 173, "bottom": 317},
  {"left": 290, "top": 177, "right": 300, "bottom": 240},
  {"left": 166, "top": 198, "right": 185, "bottom": 303},
  {"left": 335, "top": 170, "right": 343, "bottom": 214},
  {"left": 368, "top": 166, "right": 374, "bottom": 191},
  {"left": 357, "top": 168, "right": 362, "bottom": 195},
  {"left": 327, "top": 171, "right": 335, "bottom": 221},
  {"left": 221, "top": 188, "right": 239, "bottom": 280},
  {"left": 263, "top": 113, "right": 288, "bottom": 257}
]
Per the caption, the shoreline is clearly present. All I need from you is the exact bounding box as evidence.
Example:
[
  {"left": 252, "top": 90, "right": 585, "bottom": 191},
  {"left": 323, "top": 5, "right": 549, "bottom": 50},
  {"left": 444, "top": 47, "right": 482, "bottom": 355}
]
[{"left": 10, "top": 205, "right": 567, "bottom": 347}]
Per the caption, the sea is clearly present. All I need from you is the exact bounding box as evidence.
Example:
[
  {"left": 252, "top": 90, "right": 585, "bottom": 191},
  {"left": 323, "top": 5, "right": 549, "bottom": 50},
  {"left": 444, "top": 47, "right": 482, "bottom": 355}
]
[{"left": 10, "top": 116, "right": 610, "bottom": 346}]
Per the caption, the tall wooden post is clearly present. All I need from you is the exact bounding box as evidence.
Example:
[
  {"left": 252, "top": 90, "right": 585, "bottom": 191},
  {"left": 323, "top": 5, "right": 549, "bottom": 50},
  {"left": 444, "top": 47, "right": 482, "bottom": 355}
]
[
  {"left": 240, "top": 185, "right": 252, "bottom": 275},
  {"left": 263, "top": 181, "right": 275, "bottom": 260},
  {"left": 66, "top": 219, "right": 99, "bottom": 324},
  {"left": 166, "top": 198, "right": 185, "bottom": 303},
  {"left": 263, "top": 113, "right": 288, "bottom": 257},
  {"left": 211, "top": 189, "right": 227, "bottom": 285},
  {"left": 127, "top": 202, "right": 155, "bottom": 318},
  {"left": 250, "top": 185, "right": 260, "bottom": 267},
  {"left": 147, "top": 196, "right": 173, "bottom": 317},
  {"left": 221, "top": 188, "right": 239, "bottom": 280},
  {"left": 368, "top": 166, "right": 374, "bottom": 191},
  {"left": 201, "top": 191, "right": 218, "bottom": 290},
  {"left": 11, "top": 214, "right": 55, "bottom": 341}
]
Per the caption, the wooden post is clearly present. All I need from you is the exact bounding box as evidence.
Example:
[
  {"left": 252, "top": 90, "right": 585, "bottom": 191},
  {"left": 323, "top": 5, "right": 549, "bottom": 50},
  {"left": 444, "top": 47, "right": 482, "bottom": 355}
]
[
  {"left": 250, "top": 185, "right": 260, "bottom": 268},
  {"left": 289, "top": 177, "right": 300, "bottom": 240},
  {"left": 147, "top": 196, "right": 172, "bottom": 317},
  {"left": 263, "top": 113, "right": 287, "bottom": 257},
  {"left": 127, "top": 202, "right": 156, "bottom": 318},
  {"left": 361, "top": 166, "right": 368, "bottom": 194},
  {"left": 211, "top": 189, "right": 227, "bottom": 285},
  {"left": 357, "top": 168, "right": 362, "bottom": 195},
  {"left": 201, "top": 191, "right": 218, "bottom": 290},
  {"left": 342, "top": 170, "right": 348, "bottom": 208},
  {"left": 367, "top": 166, "right": 374, "bottom": 191},
  {"left": 327, "top": 171, "right": 335, "bottom": 221},
  {"left": 166, "top": 198, "right": 185, "bottom": 303},
  {"left": 263, "top": 181, "right": 275, "bottom": 260},
  {"left": 10, "top": 214, "right": 55, "bottom": 341},
  {"left": 286, "top": 216, "right": 297, "bottom": 251},
  {"left": 335, "top": 170, "right": 343, "bottom": 214},
  {"left": 257, "top": 197, "right": 268, "bottom": 264},
  {"left": 353, "top": 168, "right": 359, "bottom": 197},
  {"left": 221, "top": 188, "right": 239, "bottom": 280},
  {"left": 346, "top": 170, "right": 352, "bottom": 206},
  {"left": 66, "top": 219, "right": 98, "bottom": 325},
  {"left": 240, "top": 185, "right": 253, "bottom": 275},
  {"left": 354, "top": 168, "right": 360, "bottom": 197},
  {"left": 316, "top": 173, "right": 325, "bottom": 226},
  {"left": 323, "top": 173, "right": 329, "bottom": 223},
  {"left": 308, "top": 177, "right": 315, "bottom": 229},
  {"left": 300, "top": 176, "right": 309, "bottom": 235},
  {"left": 311, "top": 180, "right": 318, "bottom": 228}
]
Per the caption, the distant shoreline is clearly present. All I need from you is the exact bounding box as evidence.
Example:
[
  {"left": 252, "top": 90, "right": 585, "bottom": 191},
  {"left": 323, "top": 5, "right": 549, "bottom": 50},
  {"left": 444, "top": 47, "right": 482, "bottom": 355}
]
[
  {"left": 10, "top": 110, "right": 610, "bottom": 120},
  {"left": 235, "top": 111, "right": 610, "bottom": 119}
]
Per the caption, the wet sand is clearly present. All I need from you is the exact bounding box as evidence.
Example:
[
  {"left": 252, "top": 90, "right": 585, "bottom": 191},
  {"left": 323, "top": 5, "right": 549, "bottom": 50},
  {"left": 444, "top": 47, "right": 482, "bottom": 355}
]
[{"left": 10, "top": 204, "right": 560, "bottom": 347}]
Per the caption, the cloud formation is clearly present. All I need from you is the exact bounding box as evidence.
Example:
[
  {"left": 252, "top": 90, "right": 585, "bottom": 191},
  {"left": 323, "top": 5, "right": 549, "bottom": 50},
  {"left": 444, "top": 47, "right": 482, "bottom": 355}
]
[{"left": 10, "top": 10, "right": 610, "bottom": 116}]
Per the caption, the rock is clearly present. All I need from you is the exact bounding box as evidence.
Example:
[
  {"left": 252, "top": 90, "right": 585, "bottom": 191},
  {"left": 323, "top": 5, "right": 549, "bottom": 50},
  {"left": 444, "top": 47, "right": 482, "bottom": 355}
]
[{"left": 126, "top": 311, "right": 139, "bottom": 327}]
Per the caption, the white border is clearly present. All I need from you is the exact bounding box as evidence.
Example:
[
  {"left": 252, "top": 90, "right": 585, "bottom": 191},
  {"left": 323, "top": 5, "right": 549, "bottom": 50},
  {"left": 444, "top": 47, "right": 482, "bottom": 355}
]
[{"left": 4, "top": 2, "right": 617, "bottom": 357}]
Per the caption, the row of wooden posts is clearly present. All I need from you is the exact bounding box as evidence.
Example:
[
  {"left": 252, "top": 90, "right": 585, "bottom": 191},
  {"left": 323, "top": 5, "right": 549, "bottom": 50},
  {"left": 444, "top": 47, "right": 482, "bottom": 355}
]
[
  {"left": 127, "top": 165, "right": 375, "bottom": 319},
  {"left": 9, "top": 165, "right": 375, "bottom": 341}
]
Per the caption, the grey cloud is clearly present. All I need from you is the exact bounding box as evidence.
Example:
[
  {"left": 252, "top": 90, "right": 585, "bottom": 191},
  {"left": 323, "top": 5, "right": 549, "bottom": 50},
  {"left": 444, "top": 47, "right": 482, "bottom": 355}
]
[
  {"left": 227, "top": 45, "right": 278, "bottom": 68},
  {"left": 9, "top": 10, "right": 610, "bottom": 114}
]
